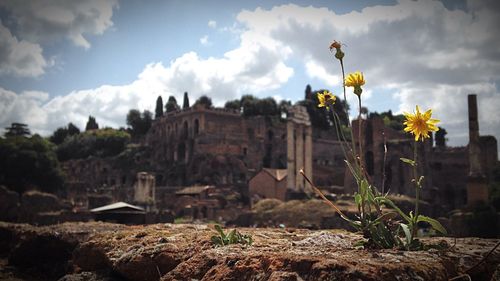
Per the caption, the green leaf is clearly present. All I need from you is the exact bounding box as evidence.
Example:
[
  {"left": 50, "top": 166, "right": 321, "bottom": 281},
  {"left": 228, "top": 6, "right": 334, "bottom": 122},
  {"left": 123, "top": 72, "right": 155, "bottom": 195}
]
[
  {"left": 371, "top": 212, "right": 398, "bottom": 225},
  {"left": 211, "top": 235, "right": 223, "bottom": 246},
  {"left": 375, "top": 197, "right": 412, "bottom": 223},
  {"left": 360, "top": 179, "right": 369, "bottom": 196},
  {"left": 399, "top": 223, "right": 412, "bottom": 247},
  {"left": 228, "top": 229, "right": 237, "bottom": 244},
  {"left": 417, "top": 215, "right": 447, "bottom": 235},
  {"left": 354, "top": 194, "right": 362, "bottom": 206},
  {"left": 400, "top": 158, "right": 415, "bottom": 166},
  {"left": 344, "top": 160, "right": 361, "bottom": 182},
  {"left": 214, "top": 224, "right": 226, "bottom": 239}
]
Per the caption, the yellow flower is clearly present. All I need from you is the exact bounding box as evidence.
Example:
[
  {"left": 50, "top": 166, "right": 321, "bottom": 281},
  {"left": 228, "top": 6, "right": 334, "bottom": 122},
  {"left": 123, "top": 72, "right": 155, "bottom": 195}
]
[
  {"left": 403, "top": 105, "right": 440, "bottom": 141},
  {"left": 345, "top": 71, "right": 365, "bottom": 87},
  {"left": 317, "top": 91, "right": 336, "bottom": 108},
  {"left": 345, "top": 71, "right": 365, "bottom": 96}
]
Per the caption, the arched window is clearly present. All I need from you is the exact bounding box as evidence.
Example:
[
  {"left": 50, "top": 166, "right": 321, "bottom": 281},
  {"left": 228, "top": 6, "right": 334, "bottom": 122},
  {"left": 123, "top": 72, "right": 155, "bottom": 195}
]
[
  {"left": 366, "top": 151, "right": 374, "bottom": 176},
  {"left": 267, "top": 130, "right": 274, "bottom": 140},
  {"left": 182, "top": 121, "right": 188, "bottom": 139},
  {"left": 194, "top": 119, "right": 199, "bottom": 135}
]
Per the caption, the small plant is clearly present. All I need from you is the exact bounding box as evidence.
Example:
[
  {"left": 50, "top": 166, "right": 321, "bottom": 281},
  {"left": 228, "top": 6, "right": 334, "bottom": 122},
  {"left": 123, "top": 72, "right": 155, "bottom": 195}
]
[
  {"left": 300, "top": 40, "right": 446, "bottom": 250},
  {"left": 211, "top": 224, "right": 253, "bottom": 247}
]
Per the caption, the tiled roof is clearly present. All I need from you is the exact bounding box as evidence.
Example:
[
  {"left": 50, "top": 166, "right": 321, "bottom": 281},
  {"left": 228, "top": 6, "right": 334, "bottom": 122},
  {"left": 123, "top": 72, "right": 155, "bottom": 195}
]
[
  {"left": 176, "top": 185, "right": 213, "bottom": 195},
  {"left": 90, "top": 202, "right": 145, "bottom": 213},
  {"left": 263, "top": 168, "right": 288, "bottom": 181}
]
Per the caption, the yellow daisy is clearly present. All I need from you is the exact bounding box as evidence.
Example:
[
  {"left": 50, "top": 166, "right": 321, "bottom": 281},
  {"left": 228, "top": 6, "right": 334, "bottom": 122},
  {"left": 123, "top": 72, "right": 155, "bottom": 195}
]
[
  {"left": 317, "top": 91, "right": 336, "bottom": 108},
  {"left": 403, "top": 105, "right": 440, "bottom": 141},
  {"left": 345, "top": 71, "right": 365, "bottom": 87},
  {"left": 345, "top": 71, "right": 365, "bottom": 96}
]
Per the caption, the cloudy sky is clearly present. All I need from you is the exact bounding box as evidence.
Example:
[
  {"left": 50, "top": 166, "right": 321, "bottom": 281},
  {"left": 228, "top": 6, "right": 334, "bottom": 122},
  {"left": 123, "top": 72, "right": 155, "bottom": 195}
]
[{"left": 0, "top": 0, "right": 499, "bottom": 152}]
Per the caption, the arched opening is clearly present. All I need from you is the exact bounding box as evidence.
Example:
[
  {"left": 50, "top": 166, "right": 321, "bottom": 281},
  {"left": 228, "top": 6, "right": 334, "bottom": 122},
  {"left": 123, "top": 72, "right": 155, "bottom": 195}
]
[
  {"left": 365, "top": 122, "right": 373, "bottom": 145},
  {"left": 365, "top": 151, "right": 374, "bottom": 176},
  {"left": 194, "top": 119, "right": 199, "bottom": 135},
  {"left": 178, "top": 143, "right": 186, "bottom": 161},
  {"left": 182, "top": 121, "right": 188, "bottom": 139},
  {"left": 201, "top": 206, "right": 208, "bottom": 218},
  {"left": 267, "top": 130, "right": 274, "bottom": 141}
]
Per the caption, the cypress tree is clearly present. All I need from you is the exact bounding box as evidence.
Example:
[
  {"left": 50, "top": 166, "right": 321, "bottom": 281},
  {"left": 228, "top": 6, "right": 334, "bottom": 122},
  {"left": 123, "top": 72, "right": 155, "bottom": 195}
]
[
  {"left": 182, "top": 92, "right": 190, "bottom": 109},
  {"left": 85, "top": 116, "right": 99, "bottom": 131},
  {"left": 155, "top": 96, "right": 164, "bottom": 118}
]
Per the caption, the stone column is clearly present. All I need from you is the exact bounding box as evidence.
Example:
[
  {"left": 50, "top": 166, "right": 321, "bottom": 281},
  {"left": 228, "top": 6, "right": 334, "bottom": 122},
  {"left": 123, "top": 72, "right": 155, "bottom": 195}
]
[
  {"left": 295, "top": 125, "right": 304, "bottom": 190},
  {"left": 466, "top": 94, "right": 488, "bottom": 206},
  {"left": 287, "top": 122, "right": 295, "bottom": 190},
  {"left": 305, "top": 126, "right": 313, "bottom": 189}
]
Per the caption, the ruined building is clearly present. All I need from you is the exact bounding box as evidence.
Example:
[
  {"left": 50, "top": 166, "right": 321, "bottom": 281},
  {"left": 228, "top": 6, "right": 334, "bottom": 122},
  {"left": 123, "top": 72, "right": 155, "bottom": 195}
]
[
  {"left": 350, "top": 94, "right": 497, "bottom": 214},
  {"left": 61, "top": 91, "right": 497, "bottom": 217},
  {"left": 146, "top": 103, "right": 312, "bottom": 193}
]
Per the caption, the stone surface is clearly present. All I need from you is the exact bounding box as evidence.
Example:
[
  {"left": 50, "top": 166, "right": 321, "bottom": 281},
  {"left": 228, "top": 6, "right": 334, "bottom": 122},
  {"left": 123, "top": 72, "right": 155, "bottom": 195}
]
[
  {"left": 0, "top": 186, "right": 19, "bottom": 222},
  {"left": 0, "top": 222, "right": 499, "bottom": 281}
]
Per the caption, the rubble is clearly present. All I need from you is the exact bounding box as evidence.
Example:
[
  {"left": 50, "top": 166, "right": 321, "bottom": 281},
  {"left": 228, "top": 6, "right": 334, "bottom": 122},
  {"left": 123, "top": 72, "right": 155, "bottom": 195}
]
[{"left": 0, "top": 222, "right": 498, "bottom": 281}]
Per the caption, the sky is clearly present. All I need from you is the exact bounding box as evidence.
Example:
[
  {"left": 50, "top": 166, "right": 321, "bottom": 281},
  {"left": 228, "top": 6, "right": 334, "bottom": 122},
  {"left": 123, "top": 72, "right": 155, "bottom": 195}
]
[{"left": 0, "top": 0, "right": 499, "bottom": 153}]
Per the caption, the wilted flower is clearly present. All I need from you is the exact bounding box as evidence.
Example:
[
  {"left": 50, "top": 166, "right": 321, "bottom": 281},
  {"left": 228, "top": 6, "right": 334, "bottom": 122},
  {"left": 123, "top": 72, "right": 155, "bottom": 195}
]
[
  {"left": 329, "top": 40, "right": 342, "bottom": 51},
  {"left": 345, "top": 71, "right": 365, "bottom": 96},
  {"left": 317, "top": 91, "right": 336, "bottom": 108},
  {"left": 329, "top": 40, "right": 344, "bottom": 60},
  {"left": 403, "top": 105, "right": 440, "bottom": 141}
]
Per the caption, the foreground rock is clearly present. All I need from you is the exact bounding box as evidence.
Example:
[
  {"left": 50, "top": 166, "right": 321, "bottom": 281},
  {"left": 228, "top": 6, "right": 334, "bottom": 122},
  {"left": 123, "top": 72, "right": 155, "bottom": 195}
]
[{"left": 0, "top": 222, "right": 499, "bottom": 281}]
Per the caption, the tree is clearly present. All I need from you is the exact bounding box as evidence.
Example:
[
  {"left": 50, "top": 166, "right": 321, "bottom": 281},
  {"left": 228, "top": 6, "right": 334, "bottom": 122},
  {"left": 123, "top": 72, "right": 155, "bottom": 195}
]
[
  {"left": 67, "top": 123, "right": 80, "bottom": 136},
  {"left": 0, "top": 135, "right": 64, "bottom": 193},
  {"left": 241, "top": 95, "right": 258, "bottom": 117},
  {"left": 142, "top": 110, "right": 153, "bottom": 133},
  {"left": 165, "top": 96, "right": 180, "bottom": 113},
  {"left": 182, "top": 92, "right": 190, "bottom": 109},
  {"left": 4, "top": 123, "right": 30, "bottom": 137},
  {"left": 155, "top": 96, "right": 164, "bottom": 118},
  {"left": 50, "top": 127, "right": 69, "bottom": 145},
  {"left": 256, "top": 97, "right": 279, "bottom": 116},
  {"left": 279, "top": 100, "right": 292, "bottom": 118},
  {"left": 56, "top": 128, "right": 130, "bottom": 161},
  {"left": 126, "top": 109, "right": 152, "bottom": 138},
  {"left": 224, "top": 99, "right": 241, "bottom": 111},
  {"left": 194, "top": 95, "right": 213, "bottom": 109},
  {"left": 50, "top": 123, "right": 81, "bottom": 145},
  {"left": 85, "top": 116, "right": 99, "bottom": 131},
  {"left": 435, "top": 126, "right": 447, "bottom": 148},
  {"left": 304, "top": 84, "right": 313, "bottom": 100}
]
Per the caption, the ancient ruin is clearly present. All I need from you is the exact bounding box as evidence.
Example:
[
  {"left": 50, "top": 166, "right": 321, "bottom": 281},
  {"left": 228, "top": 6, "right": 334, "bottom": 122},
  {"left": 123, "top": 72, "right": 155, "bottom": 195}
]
[{"left": 45, "top": 92, "right": 498, "bottom": 230}]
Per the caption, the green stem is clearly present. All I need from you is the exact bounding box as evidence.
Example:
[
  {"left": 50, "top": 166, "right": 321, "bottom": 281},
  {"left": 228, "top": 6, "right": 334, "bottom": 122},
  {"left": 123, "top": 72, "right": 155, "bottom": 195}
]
[
  {"left": 357, "top": 96, "right": 363, "bottom": 175},
  {"left": 337, "top": 58, "right": 358, "bottom": 178},
  {"left": 340, "top": 59, "right": 347, "bottom": 110},
  {"left": 412, "top": 141, "right": 419, "bottom": 238}
]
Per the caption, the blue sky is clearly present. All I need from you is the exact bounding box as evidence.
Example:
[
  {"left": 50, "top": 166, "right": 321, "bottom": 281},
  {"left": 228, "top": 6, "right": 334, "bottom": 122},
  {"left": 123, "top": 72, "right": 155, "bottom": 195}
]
[{"left": 0, "top": 0, "right": 499, "bottom": 153}]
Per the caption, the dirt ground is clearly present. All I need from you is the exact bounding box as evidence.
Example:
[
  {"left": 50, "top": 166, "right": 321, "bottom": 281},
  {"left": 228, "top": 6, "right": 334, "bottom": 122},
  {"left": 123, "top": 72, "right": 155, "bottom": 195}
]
[{"left": 0, "top": 221, "right": 499, "bottom": 281}]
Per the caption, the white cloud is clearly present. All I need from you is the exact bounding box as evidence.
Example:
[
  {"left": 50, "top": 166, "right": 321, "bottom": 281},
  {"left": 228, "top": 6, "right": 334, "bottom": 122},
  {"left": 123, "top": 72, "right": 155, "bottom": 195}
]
[
  {"left": 0, "top": 22, "right": 47, "bottom": 77},
  {"left": 0, "top": 39, "right": 294, "bottom": 134},
  {"left": 2, "top": 0, "right": 499, "bottom": 153},
  {"left": 305, "top": 61, "right": 340, "bottom": 87},
  {"left": 395, "top": 83, "right": 500, "bottom": 147},
  {"left": 0, "top": 0, "right": 118, "bottom": 49},
  {"left": 0, "top": 0, "right": 117, "bottom": 78},
  {"left": 234, "top": 0, "right": 500, "bottom": 148},
  {"left": 0, "top": 88, "right": 50, "bottom": 134},
  {"left": 208, "top": 20, "right": 217, "bottom": 29},
  {"left": 200, "top": 35, "right": 211, "bottom": 46}
]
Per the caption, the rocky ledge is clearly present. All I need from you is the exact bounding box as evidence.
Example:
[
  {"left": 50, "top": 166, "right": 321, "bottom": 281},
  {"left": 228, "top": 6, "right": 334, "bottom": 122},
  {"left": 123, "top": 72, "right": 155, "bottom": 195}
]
[{"left": 0, "top": 221, "right": 499, "bottom": 281}]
